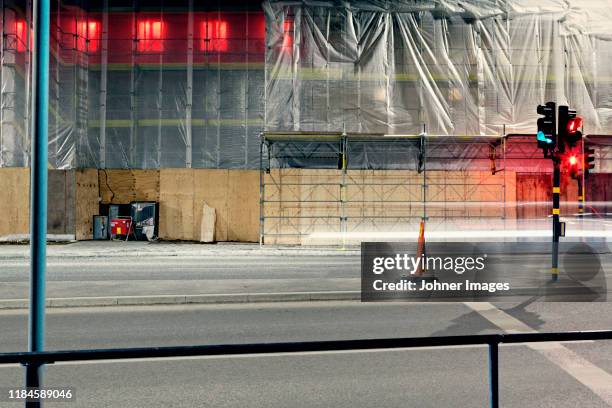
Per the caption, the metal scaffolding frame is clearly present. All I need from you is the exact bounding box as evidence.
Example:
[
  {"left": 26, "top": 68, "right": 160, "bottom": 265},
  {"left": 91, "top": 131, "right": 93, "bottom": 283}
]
[
  {"left": 259, "top": 131, "right": 509, "bottom": 245},
  {"left": 0, "top": 1, "right": 31, "bottom": 168}
]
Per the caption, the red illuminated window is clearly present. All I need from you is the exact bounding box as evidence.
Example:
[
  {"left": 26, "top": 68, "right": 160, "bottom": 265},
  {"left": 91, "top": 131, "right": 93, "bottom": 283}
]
[
  {"left": 77, "top": 21, "right": 100, "bottom": 52},
  {"left": 282, "top": 19, "right": 293, "bottom": 49},
  {"left": 137, "top": 20, "right": 164, "bottom": 53},
  {"left": 200, "top": 19, "right": 228, "bottom": 52},
  {"left": 15, "top": 20, "right": 27, "bottom": 52}
]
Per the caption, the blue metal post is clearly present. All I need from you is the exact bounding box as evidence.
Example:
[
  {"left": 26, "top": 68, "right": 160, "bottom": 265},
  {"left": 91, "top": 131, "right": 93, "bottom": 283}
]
[{"left": 26, "top": 0, "right": 50, "bottom": 406}]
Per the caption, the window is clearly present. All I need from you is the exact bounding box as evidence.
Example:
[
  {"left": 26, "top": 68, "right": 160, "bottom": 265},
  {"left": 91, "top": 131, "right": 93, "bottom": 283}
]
[
  {"left": 15, "top": 19, "right": 27, "bottom": 52},
  {"left": 282, "top": 19, "right": 293, "bottom": 49},
  {"left": 77, "top": 21, "right": 100, "bottom": 52},
  {"left": 137, "top": 20, "right": 164, "bottom": 53},
  {"left": 200, "top": 19, "right": 228, "bottom": 52}
]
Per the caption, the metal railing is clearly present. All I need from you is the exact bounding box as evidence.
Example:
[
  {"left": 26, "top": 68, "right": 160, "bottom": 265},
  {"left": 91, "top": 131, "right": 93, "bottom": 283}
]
[{"left": 1, "top": 330, "right": 611, "bottom": 408}]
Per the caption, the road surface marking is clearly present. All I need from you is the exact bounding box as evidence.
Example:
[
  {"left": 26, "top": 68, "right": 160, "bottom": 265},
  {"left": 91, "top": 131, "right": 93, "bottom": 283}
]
[{"left": 465, "top": 302, "right": 612, "bottom": 406}]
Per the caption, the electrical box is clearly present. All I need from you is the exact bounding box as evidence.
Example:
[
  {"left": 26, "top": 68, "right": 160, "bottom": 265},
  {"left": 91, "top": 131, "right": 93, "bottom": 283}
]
[
  {"left": 108, "top": 204, "right": 121, "bottom": 225},
  {"left": 130, "top": 201, "right": 159, "bottom": 241},
  {"left": 93, "top": 215, "right": 109, "bottom": 240}
]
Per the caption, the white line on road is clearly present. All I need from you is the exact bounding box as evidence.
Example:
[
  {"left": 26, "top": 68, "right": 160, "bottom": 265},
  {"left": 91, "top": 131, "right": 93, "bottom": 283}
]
[{"left": 465, "top": 302, "right": 612, "bottom": 406}]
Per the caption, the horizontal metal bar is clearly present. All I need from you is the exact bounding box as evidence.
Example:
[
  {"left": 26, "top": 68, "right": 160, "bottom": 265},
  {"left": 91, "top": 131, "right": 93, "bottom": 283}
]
[
  {"left": 262, "top": 215, "right": 505, "bottom": 219},
  {"left": 1, "top": 331, "right": 611, "bottom": 366},
  {"left": 263, "top": 183, "right": 342, "bottom": 186},
  {"left": 264, "top": 200, "right": 341, "bottom": 203},
  {"left": 264, "top": 201, "right": 502, "bottom": 204},
  {"left": 261, "top": 233, "right": 315, "bottom": 236},
  {"left": 263, "top": 216, "right": 341, "bottom": 219}
]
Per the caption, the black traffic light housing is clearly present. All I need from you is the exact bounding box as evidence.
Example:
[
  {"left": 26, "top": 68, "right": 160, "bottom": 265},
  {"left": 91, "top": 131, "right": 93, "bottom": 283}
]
[
  {"left": 557, "top": 105, "right": 582, "bottom": 153},
  {"left": 536, "top": 102, "right": 556, "bottom": 153},
  {"left": 585, "top": 147, "right": 596, "bottom": 178}
]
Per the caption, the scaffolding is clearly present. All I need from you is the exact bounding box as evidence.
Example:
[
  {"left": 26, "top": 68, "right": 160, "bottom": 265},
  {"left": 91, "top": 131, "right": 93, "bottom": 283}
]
[{"left": 259, "top": 131, "right": 511, "bottom": 245}]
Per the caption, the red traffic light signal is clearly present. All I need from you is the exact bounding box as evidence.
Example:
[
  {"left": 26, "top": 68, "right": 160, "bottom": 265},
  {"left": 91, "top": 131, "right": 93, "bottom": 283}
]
[
  {"left": 560, "top": 148, "right": 581, "bottom": 177},
  {"left": 567, "top": 117, "right": 583, "bottom": 133},
  {"left": 558, "top": 106, "right": 582, "bottom": 151}
]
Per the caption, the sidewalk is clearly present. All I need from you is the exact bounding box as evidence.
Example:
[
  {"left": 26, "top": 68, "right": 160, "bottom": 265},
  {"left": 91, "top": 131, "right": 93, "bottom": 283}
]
[
  {"left": 0, "top": 241, "right": 362, "bottom": 308},
  {"left": 0, "top": 240, "right": 361, "bottom": 259}
]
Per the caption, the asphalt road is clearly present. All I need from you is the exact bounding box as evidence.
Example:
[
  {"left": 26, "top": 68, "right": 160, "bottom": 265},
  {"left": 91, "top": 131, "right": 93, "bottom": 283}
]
[
  {"left": 0, "top": 250, "right": 610, "bottom": 299},
  {"left": 0, "top": 301, "right": 611, "bottom": 407}
]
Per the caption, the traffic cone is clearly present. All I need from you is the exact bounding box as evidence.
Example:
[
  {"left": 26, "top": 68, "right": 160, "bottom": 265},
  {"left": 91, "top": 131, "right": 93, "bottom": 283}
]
[{"left": 414, "top": 220, "right": 426, "bottom": 276}]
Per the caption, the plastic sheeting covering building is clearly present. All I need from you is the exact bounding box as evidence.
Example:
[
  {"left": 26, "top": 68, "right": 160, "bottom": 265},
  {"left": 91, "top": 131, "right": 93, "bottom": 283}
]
[
  {"left": 0, "top": 0, "right": 266, "bottom": 169},
  {"left": 265, "top": 0, "right": 612, "bottom": 136},
  {"left": 1, "top": 0, "right": 612, "bottom": 169}
]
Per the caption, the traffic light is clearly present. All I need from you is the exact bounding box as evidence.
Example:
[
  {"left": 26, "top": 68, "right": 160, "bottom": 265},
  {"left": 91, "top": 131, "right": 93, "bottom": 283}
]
[
  {"left": 557, "top": 105, "right": 582, "bottom": 152},
  {"left": 585, "top": 147, "right": 595, "bottom": 178},
  {"left": 565, "top": 151, "right": 580, "bottom": 178},
  {"left": 536, "top": 102, "right": 556, "bottom": 152}
]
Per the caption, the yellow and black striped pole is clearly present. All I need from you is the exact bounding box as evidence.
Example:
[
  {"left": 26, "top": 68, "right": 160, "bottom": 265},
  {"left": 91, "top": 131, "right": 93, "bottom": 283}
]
[
  {"left": 577, "top": 180, "right": 583, "bottom": 217},
  {"left": 551, "top": 158, "right": 561, "bottom": 281}
]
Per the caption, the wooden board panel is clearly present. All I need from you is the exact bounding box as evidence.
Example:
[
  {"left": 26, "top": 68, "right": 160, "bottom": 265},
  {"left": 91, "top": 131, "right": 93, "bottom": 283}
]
[
  {"left": 516, "top": 172, "right": 580, "bottom": 219},
  {"left": 0, "top": 168, "right": 30, "bottom": 237},
  {"left": 227, "top": 170, "right": 259, "bottom": 242},
  {"left": 193, "top": 169, "right": 228, "bottom": 242},
  {"left": 586, "top": 173, "right": 612, "bottom": 214},
  {"left": 47, "top": 170, "right": 75, "bottom": 235},
  {"left": 98, "top": 169, "right": 160, "bottom": 204},
  {"left": 159, "top": 169, "right": 195, "bottom": 240},
  {"left": 133, "top": 170, "right": 160, "bottom": 202},
  {"left": 98, "top": 169, "right": 134, "bottom": 204},
  {"left": 75, "top": 169, "right": 100, "bottom": 240}
]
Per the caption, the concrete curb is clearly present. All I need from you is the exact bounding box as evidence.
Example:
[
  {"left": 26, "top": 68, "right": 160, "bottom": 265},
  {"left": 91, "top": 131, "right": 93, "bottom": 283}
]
[
  {"left": 0, "top": 291, "right": 362, "bottom": 309},
  {"left": 0, "top": 283, "right": 597, "bottom": 309}
]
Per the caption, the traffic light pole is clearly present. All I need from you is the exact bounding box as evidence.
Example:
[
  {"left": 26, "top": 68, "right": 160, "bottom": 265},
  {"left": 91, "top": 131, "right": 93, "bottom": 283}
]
[
  {"left": 577, "top": 178, "right": 583, "bottom": 217},
  {"left": 551, "top": 157, "right": 560, "bottom": 282}
]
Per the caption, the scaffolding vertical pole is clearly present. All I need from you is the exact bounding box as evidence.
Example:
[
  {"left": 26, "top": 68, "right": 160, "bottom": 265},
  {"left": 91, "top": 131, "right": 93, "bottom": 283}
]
[
  {"left": 25, "top": 0, "right": 33, "bottom": 166},
  {"left": 421, "top": 124, "right": 427, "bottom": 224},
  {"left": 53, "top": 0, "right": 59, "bottom": 164},
  {"left": 156, "top": 2, "right": 164, "bottom": 167},
  {"left": 80, "top": 7, "right": 90, "bottom": 169},
  {"left": 129, "top": 0, "right": 137, "bottom": 167},
  {"left": 291, "top": 8, "right": 299, "bottom": 131},
  {"left": 216, "top": 8, "right": 221, "bottom": 167},
  {"left": 0, "top": 0, "right": 4, "bottom": 167},
  {"left": 325, "top": 11, "right": 330, "bottom": 132},
  {"left": 578, "top": 134, "right": 585, "bottom": 219},
  {"left": 259, "top": 134, "right": 264, "bottom": 245},
  {"left": 244, "top": 11, "right": 249, "bottom": 167},
  {"left": 26, "top": 0, "right": 50, "bottom": 404},
  {"left": 99, "top": 0, "right": 108, "bottom": 168},
  {"left": 502, "top": 125, "right": 506, "bottom": 221},
  {"left": 341, "top": 133, "right": 347, "bottom": 248},
  {"left": 72, "top": 11, "right": 77, "bottom": 166},
  {"left": 185, "top": 0, "right": 193, "bottom": 168}
]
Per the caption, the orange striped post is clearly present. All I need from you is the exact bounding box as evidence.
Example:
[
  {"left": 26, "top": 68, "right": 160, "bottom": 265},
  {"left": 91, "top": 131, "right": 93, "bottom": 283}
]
[{"left": 414, "top": 220, "right": 426, "bottom": 276}]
